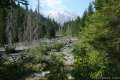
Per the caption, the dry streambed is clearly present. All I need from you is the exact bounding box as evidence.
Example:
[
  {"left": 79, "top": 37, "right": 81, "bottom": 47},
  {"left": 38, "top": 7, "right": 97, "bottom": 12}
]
[
  {"left": 0, "top": 37, "right": 78, "bottom": 80},
  {"left": 24, "top": 37, "right": 78, "bottom": 80}
]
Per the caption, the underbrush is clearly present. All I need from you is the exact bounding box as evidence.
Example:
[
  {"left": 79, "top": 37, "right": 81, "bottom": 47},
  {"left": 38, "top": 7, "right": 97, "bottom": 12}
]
[
  {"left": 0, "top": 60, "right": 32, "bottom": 80},
  {"left": 49, "top": 43, "right": 64, "bottom": 51},
  {"left": 0, "top": 42, "right": 66, "bottom": 80}
]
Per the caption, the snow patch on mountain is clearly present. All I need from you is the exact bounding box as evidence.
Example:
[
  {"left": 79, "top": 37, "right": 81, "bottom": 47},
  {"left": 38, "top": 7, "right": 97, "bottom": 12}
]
[{"left": 43, "top": 10, "right": 78, "bottom": 25}]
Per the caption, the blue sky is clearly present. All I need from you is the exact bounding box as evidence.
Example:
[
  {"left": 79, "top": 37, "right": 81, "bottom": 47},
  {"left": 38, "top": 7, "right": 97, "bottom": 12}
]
[{"left": 28, "top": 0, "right": 93, "bottom": 16}]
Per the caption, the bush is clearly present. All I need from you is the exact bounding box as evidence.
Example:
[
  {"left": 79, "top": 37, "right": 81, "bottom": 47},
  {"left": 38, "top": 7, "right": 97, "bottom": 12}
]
[
  {"left": 47, "top": 54, "right": 68, "bottom": 80},
  {"left": 72, "top": 46, "right": 109, "bottom": 79},
  {"left": 26, "top": 47, "right": 48, "bottom": 64},
  {"left": 0, "top": 61, "right": 32, "bottom": 80},
  {"left": 5, "top": 46, "right": 16, "bottom": 54},
  {"left": 50, "top": 43, "right": 64, "bottom": 51}
]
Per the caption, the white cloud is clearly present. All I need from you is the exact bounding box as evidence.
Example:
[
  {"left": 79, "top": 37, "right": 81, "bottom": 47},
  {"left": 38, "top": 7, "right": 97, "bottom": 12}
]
[
  {"left": 29, "top": 0, "right": 79, "bottom": 24},
  {"left": 28, "top": 0, "right": 70, "bottom": 13},
  {"left": 41, "top": 0, "right": 66, "bottom": 11}
]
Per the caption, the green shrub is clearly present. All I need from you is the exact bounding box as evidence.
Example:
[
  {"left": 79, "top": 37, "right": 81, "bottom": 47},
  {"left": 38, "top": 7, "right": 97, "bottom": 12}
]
[
  {"left": 47, "top": 54, "right": 68, "bottom": 80},
  {"left": 5, "top": 46, "right": 16, "bottom": 54},
  {"left": 72, "top": 46, "right": 109, "bottom": 79},
  {"left": 50, "top": 43, "right": 64, "bottom": 51},
  {"left": 0, "top": 62, "right": 32, "bottom": 80},
  {"left": 26, "top": 47, "right": 48, "bottom": 64}
]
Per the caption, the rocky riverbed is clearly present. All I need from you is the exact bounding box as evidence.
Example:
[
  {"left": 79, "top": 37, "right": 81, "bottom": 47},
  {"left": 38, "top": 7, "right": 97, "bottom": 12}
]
[{"left": 0, "top": 37, "right": 78, "bottom": 80}]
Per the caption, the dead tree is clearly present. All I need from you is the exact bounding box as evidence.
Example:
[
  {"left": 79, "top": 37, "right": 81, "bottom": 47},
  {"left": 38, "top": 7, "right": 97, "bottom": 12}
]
[
  {"left": 6, "top": 0, "right": 16, "bottom": 47},
  {"left": 33, "top": 0, "right": 40, "bottom": 40}
]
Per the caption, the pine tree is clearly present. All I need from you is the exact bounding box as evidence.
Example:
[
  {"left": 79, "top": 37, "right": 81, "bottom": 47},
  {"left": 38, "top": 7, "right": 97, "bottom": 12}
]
[{"left": 88, "top": 3, "right": 94, "bottom": 15}]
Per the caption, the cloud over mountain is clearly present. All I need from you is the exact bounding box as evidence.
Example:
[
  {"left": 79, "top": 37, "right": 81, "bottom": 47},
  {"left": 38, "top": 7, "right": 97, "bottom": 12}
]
[
  {"left": 47, "top": 10, "right": 78, "bottom": 25},
  {"left": 29, "top": 0, "right": 79, "bottom": 25}
]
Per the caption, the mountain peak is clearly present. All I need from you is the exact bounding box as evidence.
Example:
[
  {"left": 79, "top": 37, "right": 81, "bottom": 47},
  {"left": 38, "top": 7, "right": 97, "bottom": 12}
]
[{"left": 44, "top": 10, "right": 78, "bottom": 25}]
